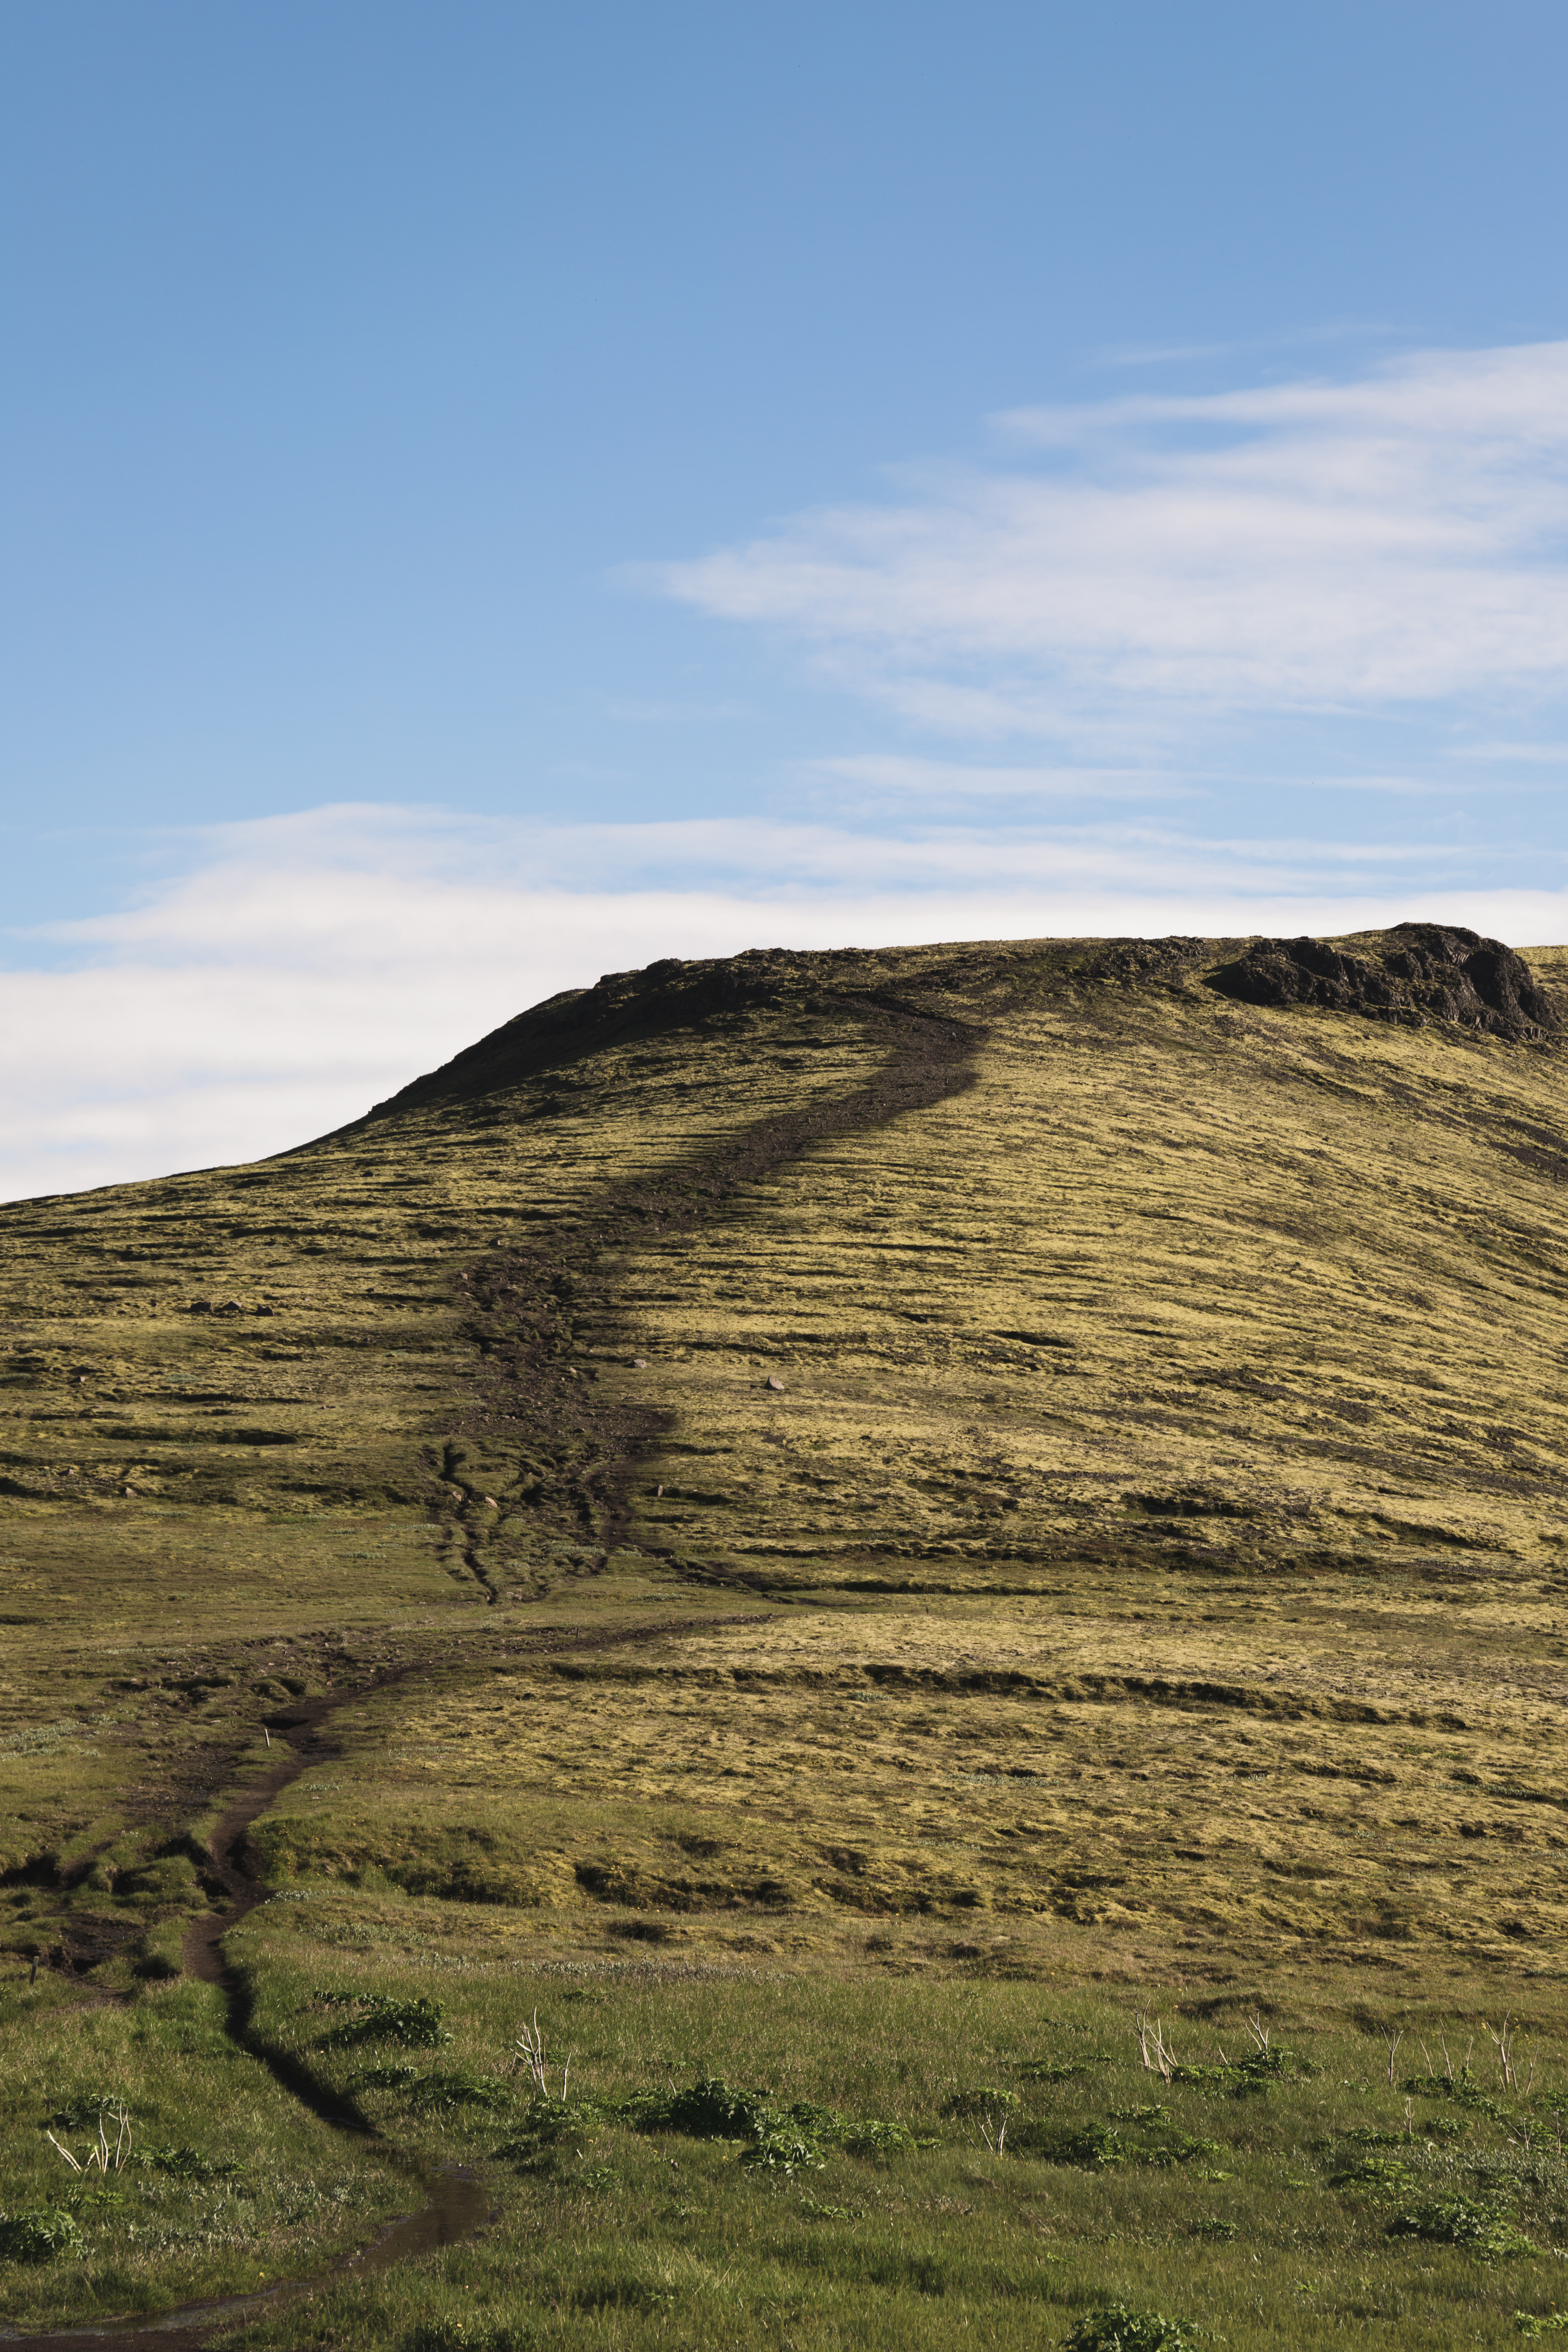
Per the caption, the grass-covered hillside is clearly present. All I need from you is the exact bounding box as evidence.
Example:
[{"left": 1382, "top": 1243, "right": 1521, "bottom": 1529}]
[{"left": 4, "top": 925, "right": 1568, "bottom": 2349}]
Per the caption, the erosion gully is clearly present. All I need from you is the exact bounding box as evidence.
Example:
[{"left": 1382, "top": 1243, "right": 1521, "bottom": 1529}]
[{"left": 6, "top": 1614, "right": 767, "bottom": 2351}]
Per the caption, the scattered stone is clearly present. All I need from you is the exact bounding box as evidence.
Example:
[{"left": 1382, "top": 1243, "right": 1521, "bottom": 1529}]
[
  {"left": 632, "top": 1358, "right": 649, "bottom": 1369},
  {"left": 188, "top": 1299, "right": 212, "bottom": 1314},
  {"left": 482, "top": 1495, "right": 499, "bottom": 1508},
  {"left": 766, "top": 1376, "right": 787, "bottom": 1392}
]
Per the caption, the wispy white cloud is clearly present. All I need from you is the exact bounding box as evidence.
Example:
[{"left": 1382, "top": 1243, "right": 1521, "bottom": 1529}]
[
  {"left": 4, "top": 800, "right": 1566, "bottom": 1205},
  {"left": 801, "top": 754, "right": 1198, "bottom": 808},
  {"left": 1446, "top": 740, "right": 1568, "bottom": 765},
  {"left": 660, "top": 341, "right": 1568, "bottom": 743}
]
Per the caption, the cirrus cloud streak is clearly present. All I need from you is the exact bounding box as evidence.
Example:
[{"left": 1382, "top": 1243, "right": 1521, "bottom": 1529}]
[{"left": 660, "top": 341, "right": 1568, "bottom": 737}]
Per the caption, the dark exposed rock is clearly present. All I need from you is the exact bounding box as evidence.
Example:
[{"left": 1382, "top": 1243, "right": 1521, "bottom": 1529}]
[{"left": 1208, "top": 923, "right": 1560, "bottom": 1041}]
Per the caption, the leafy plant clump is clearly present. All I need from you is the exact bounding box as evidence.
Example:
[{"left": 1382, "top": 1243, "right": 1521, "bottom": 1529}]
[
  {"left": 1016, "top": 2116, "right": 1223, "bottom": 2172},
  {"left": 1017, "top": 2120, "right": 1127, "bottom": 2171},
  {"left": 1403, "top": 2068, "right": 1509, "bottom": 2122},
  {"left": 63, "top": 2184, "right": 126, "bottom": 2215},
  {"left": 1517, "top": 2314, "right": 1568, "bottom": 2340},
  {"left": 622, "top": 2075, "right": 775, "bottom": 2140},
  {"left": 1168, "top": 2043, "right": 1318, "bottom": 2097},
  {"left": 316, "top": 1991, "right": 452, "bottom": 2049},
  {"left": 1061, "top": 2301, "right": 1202, "bottom": 2350},
  {"left": 740, "top": 2121, "right": 824, "bottom": 2176},
  {"left": 494, "top": 2092, "right": 604, "bottom": 2173},
  {"left": 495, "top": 2075, "right": 927, "bottom": 2180},
  {"left": 0, "top": 2207, "right": 86, "bottom": 2263},
  {"left": 1018, "top": 2050, "right": 1113, "bottom": 2084},
  {"left": 1329, "top": 2154, "right": 1418, "bottom": 2193},
  {"left": 1388, "top": 2197, "right": 1537, "bottom": 2258}
]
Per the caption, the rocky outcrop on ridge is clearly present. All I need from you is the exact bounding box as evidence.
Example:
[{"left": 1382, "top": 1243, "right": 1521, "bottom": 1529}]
[{"left": 1209, "top": 922, "right": 1560, "bottom": 1040}]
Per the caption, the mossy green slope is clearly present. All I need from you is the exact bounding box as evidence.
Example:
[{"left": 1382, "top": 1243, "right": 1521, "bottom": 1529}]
[{"left": 5, "top": 928, "right": 1568, "bottom": 2347}]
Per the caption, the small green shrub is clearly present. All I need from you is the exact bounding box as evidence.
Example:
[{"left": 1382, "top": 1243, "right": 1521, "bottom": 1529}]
[
  {"left": 1017, "top": 2117, "right": 1222, "bottom": 2172},
  {"left": 1015, "top": 2121, "right": 1126, "bottom": 2170},
  {"left": 1061, "top": 2301, "right": 1201, "bottom": 2349},
  {"left": 1142, "top": 2132, "right": 1224, "bottom": 2170},
  {"left": 740, "top": 2124, "right": 824, "bottom": 2174},
  {"left": 1329, "top": 2155, "right": 1417, "bottom": 2193},
  {"left": 1402, "top": 2069, "right": 1506, "bottom": 2119},
  {"left": 837, "top": 2117, "right": 923, "bottom": 2158},
  {"left": 1189, "top": 2217, "right": 1238, "bottom": 2240},
  {"left": 1161, "top": 2044, "right": 1319, "bottom": 2096},
  {"left": 316, "top": 1991, "right": 451, "bottom": 2048},
  {"left": 779, "top": 2098, "right": 847, "bottom": 2138},
  {"left": 1516, "top": 2314, "right": 1568, "bottom": 2339},
  {"left": 0, "top": 2208, "right": 86, "bottom": 2264},
  {"left": 623, "top": 2076, "right": 773, "bottom": 2140},
  {"left": 494, "top": 2092, "right": 601, "bottom": 2171},
  {"left": 1018, "top": 2050, "right": 1112, "bottom": 2082},
  {"left": 1388, "top": 2197, "right": 1537, "bottom": 2257},
  {"left": 63, "top": 2185, "right": 125, "bottom": 2214}
]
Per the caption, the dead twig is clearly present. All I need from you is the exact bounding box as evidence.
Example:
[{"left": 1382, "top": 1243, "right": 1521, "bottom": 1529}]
[
  {"left": 1482, "top": 2014, "right": 1517, "bottom": 2092},
  {"left": 511, "top": 2006, "right": 571, "bottom": 2101},
  {"left": 1134, "top": 2009, "right": 1177, "bottom": 2083}
]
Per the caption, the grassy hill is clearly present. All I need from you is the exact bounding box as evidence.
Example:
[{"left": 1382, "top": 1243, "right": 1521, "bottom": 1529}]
[{"left": 5, "top": 926, "right": 1568, "bottom": 2349}]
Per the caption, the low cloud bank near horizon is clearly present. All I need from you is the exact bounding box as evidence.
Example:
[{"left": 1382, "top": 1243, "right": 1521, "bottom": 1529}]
[{"left": 3, "top": 803, "right": 1567, "bottom": 1205}]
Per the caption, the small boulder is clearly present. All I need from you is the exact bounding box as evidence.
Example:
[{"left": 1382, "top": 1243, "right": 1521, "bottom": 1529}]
[{"left": 766, "top": 1376, "right": 787, "bottom": 1393}]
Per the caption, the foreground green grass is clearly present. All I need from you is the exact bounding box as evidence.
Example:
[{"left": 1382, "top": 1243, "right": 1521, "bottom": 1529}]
[
  {"left": 0, "top": 1966, "right": 403, "bottom": 2329},
  {"left": 204, "top": 1895, "right": 1568, "bottom": 2348},
  {"left": 40, "top": 1882, "right": 1523, "bottom": 2343}
]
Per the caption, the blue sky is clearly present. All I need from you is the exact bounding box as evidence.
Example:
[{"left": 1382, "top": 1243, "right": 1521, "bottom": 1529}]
[{"left": 5, "top": 1, "right": 1568, "bottom": 1194}]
